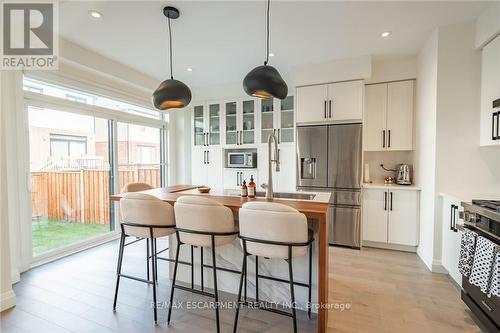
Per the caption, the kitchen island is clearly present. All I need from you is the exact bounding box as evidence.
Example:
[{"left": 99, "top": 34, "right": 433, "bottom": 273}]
[{"left": 110, "top": 185, "right": 330, "bottom": 333}]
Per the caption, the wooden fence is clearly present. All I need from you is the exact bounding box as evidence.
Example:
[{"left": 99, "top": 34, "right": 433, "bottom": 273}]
[{"left": 31, "top": 167, "right": 160, "bottom": 225}]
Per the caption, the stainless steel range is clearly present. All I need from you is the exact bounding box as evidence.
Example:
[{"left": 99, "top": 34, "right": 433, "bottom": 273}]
[{"left": 460, "top": 200, "right": 500, "bottom": 333}]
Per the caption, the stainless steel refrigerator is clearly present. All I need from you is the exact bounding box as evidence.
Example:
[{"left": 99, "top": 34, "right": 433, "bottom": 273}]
[{"left": 296, "top": 124, "right": 362, "bottom": 248}]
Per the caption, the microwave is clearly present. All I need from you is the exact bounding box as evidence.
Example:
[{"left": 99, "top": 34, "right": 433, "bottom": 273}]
[{"left": 227, "top": 152, "right": 257, "bottom": 168}]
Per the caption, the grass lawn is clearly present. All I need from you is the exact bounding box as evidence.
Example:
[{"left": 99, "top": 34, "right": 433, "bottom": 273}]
[{"left": 32, "top": 218, "right": 110, "bottom": 256}]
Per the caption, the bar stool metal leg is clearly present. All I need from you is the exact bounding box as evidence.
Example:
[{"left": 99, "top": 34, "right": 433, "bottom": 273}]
[
  {"left": 200, "top": 246, "right": 204, "bottom": 292},
  {"left": 113, "top": 232, "right": 126, "bottom": 311},
  {"left": 154, "top": 238, "right": 158, "bottom": 282},
  {"left": 308, "top": 242, "right": 313, "bottom": 319},
  {"left": 167, "top": 233, "right": 181, "bottom": 326},
  {"left": 233, "top": 240, "right": 247, "bottom": 333},
  {"left": 287, "top": 246, "right": 297, "bottom": 333},
  {"left": 146, "top": 238, "right": 150, "bottom": 281},
  {"left": 211, "top": 235, "right": 221, "bottom": 333},
  {"left": 149, "top": 230, "right": 158, "bottom": 324},
  {"left": 255, "top": 256, "right": 259, "bottom": 303},
  {"left": 191, "top": 245, "right": 194, "bottom": 290}
]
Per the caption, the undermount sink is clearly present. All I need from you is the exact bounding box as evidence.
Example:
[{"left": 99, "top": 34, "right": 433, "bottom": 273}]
[{"left": 255, "top": 191, "right": 316, "bottom": 200}]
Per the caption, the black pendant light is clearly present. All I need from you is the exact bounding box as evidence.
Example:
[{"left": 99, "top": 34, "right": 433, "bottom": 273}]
[
  {"left": 243, "top": 0, "right": 287, "bottom": 100},
  {"left": 153, "top": 6, "right": 192, "bottom": 110}
]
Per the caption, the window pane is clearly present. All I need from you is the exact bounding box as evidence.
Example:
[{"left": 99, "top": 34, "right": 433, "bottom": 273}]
[
  {"left": 23, "top": 77, "right": 161, "bottom": 120},
  {"left": 29, "top": 107, "right": 112, "bottom": 256},
  {"left": 117, "top": 123, "right": 161, "bottom": 191}
]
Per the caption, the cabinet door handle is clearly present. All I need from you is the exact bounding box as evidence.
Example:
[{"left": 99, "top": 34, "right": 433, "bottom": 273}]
[
  {"left": 382, "top": 130, "right": 386, "bottom": 148},
  {"left": 324, "top": 101, "right": 327, "bottom": 119},
  {"left": 453, "top": 205, "right": 458, "bottom": 232},
  {"left": 240, "top": 130, "right": 243, "bottom": 145},
  {"left": 388, "top": 130, "right": 391, "bottom": 148},
  {"left": 495, "top": 111, "right": 500, "bottom": 140},
  {"left": 329, "top": 100, "right": 332, "bottom": 118},
  {"left": 492, "top": 113, "right": 496, "bottom": 140},
  {"left": 450, "top": 205, "right": 455, "bottom": 231},
  {"left": 203, "top": 150, "right": 207, "bottom": 164},
  {"left": 236, "top": 172, "right": 239, "bottom": 186},
  {"left": 390, "top": 192, "right": 393, "bottom": 211},
  {"left": 277, "top": 129, "right": 281, "bottom": 144},
  {"left": 384, "top": 192, "right": 387, "bottom": 211},
  {"left": 207, "top": 150, "right": 210, "bottom": 164}
]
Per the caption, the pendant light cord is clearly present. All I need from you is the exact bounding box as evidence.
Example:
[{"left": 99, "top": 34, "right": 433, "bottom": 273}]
[
  {"left": 168, "top": 17, "right": 173, "bottom": 79},
  {"left": 264, "top": 0, "right": 270, "bottom": 66}
]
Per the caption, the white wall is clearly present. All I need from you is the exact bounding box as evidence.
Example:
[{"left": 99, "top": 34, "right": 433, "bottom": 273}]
[
  {"left": 415, "top": 30, "right": 439, "bottom": 271},
  {"left": 367, "top": 56, "right": 417, "bottom": 84},
  {"left": 0, "top": 71, "right": 18, "bottom": 311},
  {"left": 436, "top": 22, "right": 500, "bottom": 196},
  {"left": 475, "top": 1, "right": 500, "bottom": 48}
]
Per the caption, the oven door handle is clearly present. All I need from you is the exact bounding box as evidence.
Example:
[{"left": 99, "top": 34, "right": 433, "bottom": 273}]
[{"left": 452, "top": 205, "right": 458, "bottom": 232}]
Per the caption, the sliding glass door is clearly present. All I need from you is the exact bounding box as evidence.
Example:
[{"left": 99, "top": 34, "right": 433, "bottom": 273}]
[{"left": 29, "top": 107, "right": 113, "bottom": 256}]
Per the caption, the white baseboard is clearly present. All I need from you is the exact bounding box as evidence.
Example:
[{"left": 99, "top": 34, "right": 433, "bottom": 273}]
[
  {"left": 363, "top": 241, "right": 417, "bottom": 253},
  {"left": 417, "top": 248, "right": 433, "bottom": 271},
  {"left": 11, "top": 267, "right": 20, "bottom": 284},
  {"left": 431, "top": 259, "right": 447, "bottom": 273},
  {"left": 0, "top": 290, "right": 16, "bottom": 312}
]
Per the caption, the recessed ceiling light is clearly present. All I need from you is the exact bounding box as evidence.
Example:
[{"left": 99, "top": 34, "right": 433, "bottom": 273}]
[
  {"left": 186, "top": 67, "right": 193, "bottom": 72},
  {"left": 89, "top": 10, "right": 103, "bottom": 19},
  {"left": 269, "top": 52, "right": 276, "bottom": 57},
  {"left": 381, "top": 31, "right": 391, "bottom": 38}
]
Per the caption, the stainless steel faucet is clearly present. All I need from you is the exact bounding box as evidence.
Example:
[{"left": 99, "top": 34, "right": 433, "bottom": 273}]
[{"left": 261, "top": 132, "right": 280, "bottom": 199}]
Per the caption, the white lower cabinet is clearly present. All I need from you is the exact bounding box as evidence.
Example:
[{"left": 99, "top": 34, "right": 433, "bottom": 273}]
[
  {"left": 440, "top": 194, "right": 463, "bottom": 285},
  {"left": 362, "top": 188, "right": 419, "bottom": 246},
  {"left": 257, "top": 144, "right": 296, "bottom": 192},
  {"left": 191, "top": 148, "right": 223, "bottom": 189},
  {"left": 223, "top": 169, "right": 258, "bottom": 190}
]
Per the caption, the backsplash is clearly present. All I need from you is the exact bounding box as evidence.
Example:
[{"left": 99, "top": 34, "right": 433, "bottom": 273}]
[{"left": 363, "top": 151, "right": 415, "bottom": 184}]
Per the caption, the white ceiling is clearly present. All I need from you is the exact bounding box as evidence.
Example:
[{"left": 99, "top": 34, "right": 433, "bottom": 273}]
[{"left": 60, "top": 1, "right": 490, "bottom": 88}]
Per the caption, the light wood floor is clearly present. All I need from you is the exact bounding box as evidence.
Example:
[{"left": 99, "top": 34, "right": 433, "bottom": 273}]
[
  {"left": 328, "top": 246, "right": 484, "bottom": 333},
  {"left": 1, "top": 241, "right": 484, "bottom": 333}
]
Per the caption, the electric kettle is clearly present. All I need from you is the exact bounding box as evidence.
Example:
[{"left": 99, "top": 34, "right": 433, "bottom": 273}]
[{"left": 397, "top": 164, "right": 412, "bottom": 185}]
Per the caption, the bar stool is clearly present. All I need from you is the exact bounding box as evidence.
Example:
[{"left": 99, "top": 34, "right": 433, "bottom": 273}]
[
  {"left": 120, "top": 182, "right": 156, "bottom": 280},
  {"left": 113, "top": 192, "right": 176, "bottom": 323},
  {"left": 233, "top": 202, "right": 314, "bottom": 333},
  {"left": 168, "top": 196, "right": 239, "bottom": 333}
]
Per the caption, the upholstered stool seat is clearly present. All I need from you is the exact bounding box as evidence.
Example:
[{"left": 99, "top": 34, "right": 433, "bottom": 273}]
[
  {"left": 234, "top": 202, "right": 314, "bottom": 333},
  {"left": 113, "top": 192, "right": 176, "bottom": 324},
  {"left": 168, "top": 196, "right": 238, "bottom": 333}
]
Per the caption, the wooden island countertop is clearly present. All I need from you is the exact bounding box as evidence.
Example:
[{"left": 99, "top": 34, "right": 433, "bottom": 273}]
[{"left": 110, "top": 185, "right": 330, "bottom": 333}]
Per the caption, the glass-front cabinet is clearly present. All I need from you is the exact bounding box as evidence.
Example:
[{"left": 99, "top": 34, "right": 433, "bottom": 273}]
[
  {"left": 193, "top": 102, "right": 222, "bottom": 147},
  {"left": 193, "top": 96, "right": 293, "bottom": 148},
  {"left": 194, "top": 104, "right": 205, "bottom": 146},
  {"left": 224, "top": 99, "right": 256, "bottom": 146},
  {"left": 260, "top": 95, "right": 294, "bottom": 144},
  {"left": 208, "top": 103, "right": 220, "bottom": 145}
]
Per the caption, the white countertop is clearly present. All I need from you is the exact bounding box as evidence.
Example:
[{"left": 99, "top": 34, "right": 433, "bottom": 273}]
[
  {"left": 177, "top": 187, "right": 332, "bottom": 203},
  {"left": 362, "top": 182, "right": 421, "bottom": 191},
  {"left": 439, "top": 191, "right": 500, "bottom": 202}
]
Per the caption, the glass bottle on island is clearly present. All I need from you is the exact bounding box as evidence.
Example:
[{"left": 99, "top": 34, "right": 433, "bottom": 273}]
[
  {"left": 248, "top": 175, "right": 256, "bottom": 198},
  {"left": 241, "top": 180, "right": 248, "bottom": 197}
]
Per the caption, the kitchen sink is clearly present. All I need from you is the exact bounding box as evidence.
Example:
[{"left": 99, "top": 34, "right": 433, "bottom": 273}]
[{"left": 255, "top": 191, "right": 316, "bottom": 200}]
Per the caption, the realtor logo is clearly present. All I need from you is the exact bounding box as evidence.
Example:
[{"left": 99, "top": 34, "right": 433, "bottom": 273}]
[{"left": 1, "top": 2, "right": 58, "bottom": 69}]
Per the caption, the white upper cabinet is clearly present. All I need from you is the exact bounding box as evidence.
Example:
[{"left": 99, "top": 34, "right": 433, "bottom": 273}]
[
  {"left": 192, "top": 103, "right": 222, "bottom": 147},
  {"left": 296, "top": 84, "right": 328, "bottom": 123},
  {"left": 364, "top": 80, "right": 414, "bottom": 151},
  {"left": 296, "top": 80, "right": 364, "bottom": 124},
  {"left": 259, "top": 96, "right": 295, "bottom": 144},
  {"left": 480, "top": 35, "right": 500, "bottom": 146},
  {"left": 328, "top": 80, "right": 364, "bottom": 122},
  {"left": 224, "top": 99, "right": 257, "bottom": 147},
  {"left": 363, "top": 84, "right": 387, "bottom": 151}
]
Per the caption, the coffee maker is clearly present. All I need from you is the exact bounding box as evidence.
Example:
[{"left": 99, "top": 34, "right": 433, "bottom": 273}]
[{"left": 396, "top": 164, "right": 412, "bottom": 185}]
